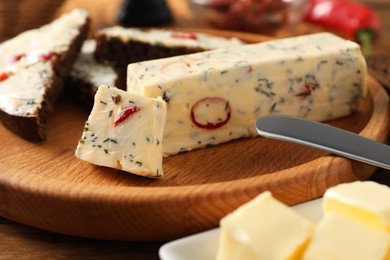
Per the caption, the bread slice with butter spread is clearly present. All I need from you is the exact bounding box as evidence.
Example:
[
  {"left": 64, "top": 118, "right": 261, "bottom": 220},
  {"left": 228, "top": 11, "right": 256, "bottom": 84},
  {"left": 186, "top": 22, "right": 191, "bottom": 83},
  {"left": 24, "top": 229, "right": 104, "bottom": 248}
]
[{"left": 0, "top": 9, "right": 90, "bottom": 141}]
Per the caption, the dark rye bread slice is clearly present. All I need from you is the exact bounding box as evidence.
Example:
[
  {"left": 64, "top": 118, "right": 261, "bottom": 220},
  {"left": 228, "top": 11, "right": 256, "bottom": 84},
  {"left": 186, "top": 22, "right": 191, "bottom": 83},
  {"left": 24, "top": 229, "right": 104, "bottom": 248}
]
[
  {"left": 67, "top": 27, "right": 242, "bottom": 111},
  {"left": 94, "top": 26, "right": 243, "bottom": 67},
  {"left": 366, "top": 54, "right": 390, "bottom": 90},
  {"left": 0, "top": 9, "right": 89, "bottom": 141},
  {"left": 66, "top": 40, "right": 126, "bottom": 110}
]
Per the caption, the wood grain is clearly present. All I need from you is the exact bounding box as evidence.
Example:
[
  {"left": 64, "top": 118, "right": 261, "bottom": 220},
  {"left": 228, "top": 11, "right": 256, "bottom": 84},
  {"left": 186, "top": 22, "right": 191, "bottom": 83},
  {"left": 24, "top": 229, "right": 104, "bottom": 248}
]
[{"left": 0, "top": 28, "right": 389, "bottom": 241}]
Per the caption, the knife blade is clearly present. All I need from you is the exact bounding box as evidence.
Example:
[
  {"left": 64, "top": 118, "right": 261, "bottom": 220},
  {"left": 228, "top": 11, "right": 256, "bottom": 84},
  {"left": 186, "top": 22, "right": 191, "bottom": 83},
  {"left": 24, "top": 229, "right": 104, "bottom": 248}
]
[{"left": 256, "top": 115, "right": 390, "bottom": 170}]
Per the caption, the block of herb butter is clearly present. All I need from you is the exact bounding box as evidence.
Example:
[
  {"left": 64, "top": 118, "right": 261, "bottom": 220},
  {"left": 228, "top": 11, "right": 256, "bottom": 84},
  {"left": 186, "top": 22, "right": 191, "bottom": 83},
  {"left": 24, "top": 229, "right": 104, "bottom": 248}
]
[
  {"left": 216, "top": 191, "right": 314, "bottom": 260},
  {"left": 127, "top": 32, "right": 367, "bottom": 156},
  {"left": 303, "top": 212, "right": 390, "bottom": 260},
  {"left": 75, "top": 85, "right": 167, "bottom": 178},
  {"left": 323, "top": 181, "right": 390, "bottom": 231}
]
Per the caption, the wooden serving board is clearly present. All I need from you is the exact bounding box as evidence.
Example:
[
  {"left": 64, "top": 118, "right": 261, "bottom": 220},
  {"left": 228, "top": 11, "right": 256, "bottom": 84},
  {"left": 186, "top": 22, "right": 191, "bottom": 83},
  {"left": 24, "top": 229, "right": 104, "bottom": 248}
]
[{"left": 0, "top": 31, "right": 389, "bottom": 242}]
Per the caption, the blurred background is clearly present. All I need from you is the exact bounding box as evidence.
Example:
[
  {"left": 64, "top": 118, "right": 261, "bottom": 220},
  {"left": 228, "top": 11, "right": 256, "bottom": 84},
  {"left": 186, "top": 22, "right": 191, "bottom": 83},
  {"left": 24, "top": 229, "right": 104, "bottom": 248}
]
[{"left": 0, "top": 0, "right": 388, "bottom": 55}]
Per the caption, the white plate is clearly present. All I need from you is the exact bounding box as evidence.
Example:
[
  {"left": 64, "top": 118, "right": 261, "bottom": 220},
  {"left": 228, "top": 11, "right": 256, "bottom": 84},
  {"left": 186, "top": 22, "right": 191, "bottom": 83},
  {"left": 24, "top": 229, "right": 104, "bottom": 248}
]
[{"left": 159, "top": 198, "right": 323, "bottom": 260}]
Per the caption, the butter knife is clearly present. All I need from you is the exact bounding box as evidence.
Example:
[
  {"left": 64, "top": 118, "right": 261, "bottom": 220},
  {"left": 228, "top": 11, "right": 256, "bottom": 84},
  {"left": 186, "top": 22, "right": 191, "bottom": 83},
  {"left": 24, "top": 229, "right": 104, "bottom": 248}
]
[{"left": 256, "top": 115, "right": 390, "bottom": 170}]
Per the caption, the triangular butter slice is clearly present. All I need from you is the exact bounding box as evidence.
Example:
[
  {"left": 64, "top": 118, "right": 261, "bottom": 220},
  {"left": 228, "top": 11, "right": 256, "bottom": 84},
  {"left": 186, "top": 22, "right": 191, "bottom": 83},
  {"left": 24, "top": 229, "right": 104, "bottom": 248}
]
[{"left": 75, "top": 85, "right": 166, "bottom": 178}]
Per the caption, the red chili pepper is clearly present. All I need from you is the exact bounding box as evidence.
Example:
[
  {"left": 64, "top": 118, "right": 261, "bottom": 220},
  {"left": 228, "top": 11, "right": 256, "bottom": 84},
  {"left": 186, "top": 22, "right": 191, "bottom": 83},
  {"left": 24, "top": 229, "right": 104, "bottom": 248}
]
[
  {"left": 0, "top": 72, "right": 8, "bottom": 82},
  {"left": 114, "top": 106, "right": 141, "bottom": 127},
  {"left": 161, "top": 60, "right": 193, "bottom": 75},
  {"left": 3, "top": 53, "right": 25, "bottom": 63},
  {"left": 304, "top": 0, "right": 381, "bottom": 55},
  {"left": 40, "top": 52, "right": 56, "bottom": 61},
  {"left": 190, "top": 97, "right": 231, "bottom": 130},
  {"left": 296, "top": 84, "right": 315, "bottom": 98},
  {"left": 170, "top": 32, "right": 198, "bottom": 41}
]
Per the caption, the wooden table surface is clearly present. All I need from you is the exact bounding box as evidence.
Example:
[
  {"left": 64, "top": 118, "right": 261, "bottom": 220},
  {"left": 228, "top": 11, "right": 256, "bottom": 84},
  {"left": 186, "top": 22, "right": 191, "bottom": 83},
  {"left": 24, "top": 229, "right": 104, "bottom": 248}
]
[{"left": 1, "top": 0, "right": 389, "bottom": 259}]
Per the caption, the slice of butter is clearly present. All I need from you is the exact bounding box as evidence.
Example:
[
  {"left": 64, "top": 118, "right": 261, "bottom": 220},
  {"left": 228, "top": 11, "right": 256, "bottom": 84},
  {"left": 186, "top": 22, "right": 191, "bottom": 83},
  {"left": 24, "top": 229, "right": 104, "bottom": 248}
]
[
  {"left": 216, "top": 191, "right": 314, "bottom": 260},
  {"left": 75, "top": 85, "right": 167, "bottom": 178},
  {"left": 323, "top": 181, "right": 390, "bottom": 231},
  {"left": 303, "top": 212, "right": 390, "bottom": 260},
  {"left": 127, "top": 32, "right": 367, "bottom": 156}
]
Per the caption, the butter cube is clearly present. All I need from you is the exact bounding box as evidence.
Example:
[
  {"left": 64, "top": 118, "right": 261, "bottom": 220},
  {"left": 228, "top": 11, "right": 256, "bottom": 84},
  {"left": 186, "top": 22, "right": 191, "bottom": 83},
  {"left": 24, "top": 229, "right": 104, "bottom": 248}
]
[
  {"left": 216, "top": 191, "right": 314, "bottom": 260},
  {"left": 303, "top": 212, "right": 390, "bottom": 260},
  {"left": 323, "top": 181, "right": 390, "bottom": 231}
]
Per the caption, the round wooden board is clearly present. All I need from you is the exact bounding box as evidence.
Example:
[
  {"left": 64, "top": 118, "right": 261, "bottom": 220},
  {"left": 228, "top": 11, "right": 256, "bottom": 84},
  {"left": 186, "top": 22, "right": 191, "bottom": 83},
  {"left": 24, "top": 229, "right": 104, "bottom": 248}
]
[{"left": 0, "top": 30, "right": 389, "bottom": 242}]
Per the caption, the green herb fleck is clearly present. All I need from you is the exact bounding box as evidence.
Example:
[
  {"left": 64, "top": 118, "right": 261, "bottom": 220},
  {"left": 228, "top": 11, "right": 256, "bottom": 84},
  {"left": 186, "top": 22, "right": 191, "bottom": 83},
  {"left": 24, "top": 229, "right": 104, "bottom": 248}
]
[
  {"left": 179, "top": 147, "right": 189, "bottom": 153},
  {"left": 162, "top": 90, "right": 171, "bottom": 103},
  {"left": 269, "top": 103, "right": 277, "bottom": 113},
  {"left": 136, "top": 161, "right": 143, "bottom": 166},
  {"left": 103, "top": 138, "right": 118, "bottom": 144},
  {"left": 225, "top": 101, "right": 230, "bottom": 111},
  {"left": 317, "top": 60, "right": 328, "bottom": 70}
]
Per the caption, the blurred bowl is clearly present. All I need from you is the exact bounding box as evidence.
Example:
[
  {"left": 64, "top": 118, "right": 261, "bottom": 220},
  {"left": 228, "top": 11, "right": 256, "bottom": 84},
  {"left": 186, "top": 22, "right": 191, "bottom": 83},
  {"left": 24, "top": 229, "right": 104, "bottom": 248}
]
[{"left": 188, "top": 0, "right": 308, "bottom": 33}]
